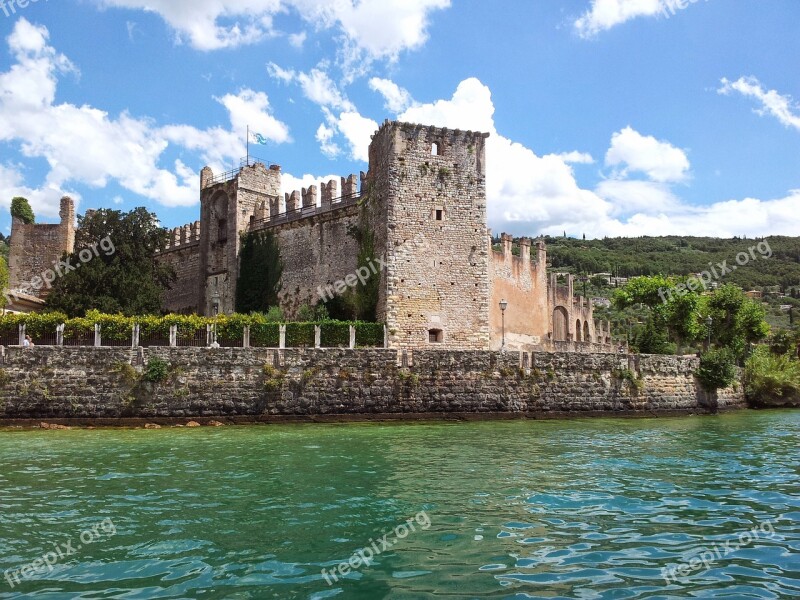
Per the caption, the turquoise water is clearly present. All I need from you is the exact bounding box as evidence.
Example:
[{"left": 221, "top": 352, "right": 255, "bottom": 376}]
[{"left": 0, "top": 412, "right": 798, "bottom": 599}]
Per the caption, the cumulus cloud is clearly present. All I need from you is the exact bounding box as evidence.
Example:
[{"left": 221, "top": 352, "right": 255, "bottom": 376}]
[
  {"left": 719, "top": 76, "right": 800, "bottom": 132},
  {"left": 605, "top": 126, "right": 690, "bottom": 183},
  {"left": 369, "top": 77, "right": 416, "bottom": 113},
  {"left": 94, "top": 0, "right": 451, "bottom": 68},
  {"left": 0, "top": 19, "right": 289, "bottom": 214},
  {"left": 268, "top": 63, "right": 354, "bottom": 111},
  {"left": 573, "top": 0, "right": 707, "bottom": 37}
]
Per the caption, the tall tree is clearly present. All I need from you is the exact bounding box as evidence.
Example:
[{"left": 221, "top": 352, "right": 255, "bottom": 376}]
[
  {"left": 236, "top": 230, "right": 283, "bottom": 314},
  {"left": 46, "top": 208, "right": 174, "bottom": 317}
]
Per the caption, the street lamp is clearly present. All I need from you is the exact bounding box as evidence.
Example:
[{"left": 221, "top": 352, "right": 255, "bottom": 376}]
[
  {"left": 211, "top": 291, "right": 221, "bottom": 349},
  {"left": 705, "top": 315, "right": 713, "bottom": 349},
  {"left": 500, "top": 299, "right": 508, "bottom": 352}
]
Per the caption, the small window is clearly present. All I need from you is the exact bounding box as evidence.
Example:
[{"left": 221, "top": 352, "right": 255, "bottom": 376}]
[
  {"left": 435, "top": 209, "right": 443, "bottom": 221},
  {"left": 428, "top": 329, "right": 444, "bottom": 343},
  {"left": 432, "top": 142, "right": 441, "bottom": 156},
  {"left": 217, "top": 218, "right": 227, "bottom": 243}
]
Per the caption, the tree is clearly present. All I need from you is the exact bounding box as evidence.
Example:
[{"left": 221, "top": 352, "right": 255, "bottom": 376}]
[
  {"left": 0, "top": 256, "right": 8, "bottom": 301},
  {"left": 704, "top": 284, "right": 770, "bottom": 359},
  {"left": 236, "top": 230, "right": 283, "bottom": 314},
  {"left": 46, "top": 208, "right": 175, "bottom": 317},
  {"left": 11, "top": 197, "right": 35, "bottom": 224}
]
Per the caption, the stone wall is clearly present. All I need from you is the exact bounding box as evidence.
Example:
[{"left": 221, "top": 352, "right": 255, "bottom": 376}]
[
  {"left": 8, "top": 197, "right": 75, "bottom": 299},
  {"left": 0, "top": 347, "right": 745, "bottom": 421},
  {"left": 257, "top": 202, "right": 362, "bottom": 318}
]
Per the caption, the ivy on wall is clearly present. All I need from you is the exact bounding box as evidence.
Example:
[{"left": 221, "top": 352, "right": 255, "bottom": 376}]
[{"left": 236, "top": 230, "right": 283, "bottom": 314}]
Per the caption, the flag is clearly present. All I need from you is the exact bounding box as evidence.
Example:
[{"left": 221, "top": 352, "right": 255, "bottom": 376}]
[{"left": 250, "top": 131, "right": 269, "bottom": 145}]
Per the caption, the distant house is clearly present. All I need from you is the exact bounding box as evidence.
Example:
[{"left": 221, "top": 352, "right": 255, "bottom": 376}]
[
  {"left": 592, "top": 297, "right": 611, "bottom": 308},
  {"left": 745, "top": 290, "right": 763, "bottom": 299}
]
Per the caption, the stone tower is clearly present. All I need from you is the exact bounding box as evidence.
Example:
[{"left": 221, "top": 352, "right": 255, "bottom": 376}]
[
  {"left": 366, "top": 121, "right": 491, "bottom": 349},
  {"left": 8, "top": 196, "right": 75, "bottom": 300},
  {"left": 198, "top": 162, "right": 282, "bottom": 315}
]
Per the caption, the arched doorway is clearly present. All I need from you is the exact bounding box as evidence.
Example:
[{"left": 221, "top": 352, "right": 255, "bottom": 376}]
[
  {"left": 553, "top": 307, "right": 569, "bottom": 341},
  {"left": 584, "top": 321, "right": 591, "bottom": 343},
  {"left": 575, "top": 319, "right": 582, "bottom": 342}
]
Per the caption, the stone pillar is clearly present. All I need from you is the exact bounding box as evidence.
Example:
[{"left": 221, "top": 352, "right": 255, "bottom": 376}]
[
  {"left": 279, "top": 325, "right": 286, "bottom": 349},
  {"left": 349, "top": 326, "right": 356, "bottom": 349},
  {"left": 315, "top": 325, "right": 321, "bottom": 349},
  {"left": 94, "top": 323, "right": 101, "bottom": 348}
]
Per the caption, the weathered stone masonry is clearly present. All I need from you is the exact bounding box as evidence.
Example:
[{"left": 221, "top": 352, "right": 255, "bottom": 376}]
[{"left": 0, "top": 347, "right": 745, "bottom": 421}]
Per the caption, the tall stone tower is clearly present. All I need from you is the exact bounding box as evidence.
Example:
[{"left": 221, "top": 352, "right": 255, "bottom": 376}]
[
  {"left": 366, "top": 121, "right": 491, "bottom": 349},
  {"left": 8, "top": 196, "right": 75, "bottom": 300},
  {"left": 198, "top": 162, "right": 282, "bottom": 315}
]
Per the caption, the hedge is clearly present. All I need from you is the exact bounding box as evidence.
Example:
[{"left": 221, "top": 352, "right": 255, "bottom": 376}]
[{"left": 0, "top": 312, "right": 386, "bottom": 347}]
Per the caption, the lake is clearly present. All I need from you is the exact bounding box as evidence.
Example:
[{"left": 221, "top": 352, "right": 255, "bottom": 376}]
[{"left": 1, "top": 411, "right": 798, "bottom": 598}]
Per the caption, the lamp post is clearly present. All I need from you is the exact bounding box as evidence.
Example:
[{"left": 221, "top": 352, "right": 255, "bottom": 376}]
[
  {"left": 705, "top": 315, "right": 713, "bottom": 350},
  {"left": 211, "top": 291, "right": 221, "bottom": 349},
  {"left": 500, "top": 299, "right": 508, "bottom": 352}
]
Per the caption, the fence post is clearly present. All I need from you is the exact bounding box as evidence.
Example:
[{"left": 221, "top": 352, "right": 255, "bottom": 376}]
[
  {"left": 94, "top": 324, "right": 101, "bottom": 348},
  {"left": 349, "top": 326, "right": 356, "bottom": 349},
  {"left": 384, "top": 325, "right": 388, "bottom": 349},
  {"left": 206, "top": 324, "right": 212, "bottom": 347},
  {"left": 169, "top": 325, "right": 177, "bottom": 347},
  {"left": 279, "top": 325, "right": 286, "bottom": 349},
  {"left": 19, "top": 323, "right": 25, "bottom": 346},
  {"left": 132, "top": 324, "right": 140, "bottom": 348},
  {"left": 243, "top": 325, "right": 250, "bottom": 349},
  {"left": 314, "top": 325, "right": 321, "bottom": 349},
  {"left": 57, "top": 324, "right": 64, "bottom": 347}
]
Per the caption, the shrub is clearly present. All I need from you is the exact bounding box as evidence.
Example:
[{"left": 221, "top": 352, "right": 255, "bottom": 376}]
[
  {"left": 744, "top": 346, "right": 800, "bottom": 405},
  {"left": 143, "top": 357, "right": 171, "bottom": 383},
  {"left": 320, "top": 322, "right": 350, "bottom": 348},
  {"left": 696, "top": 348, "right": 737, "bottom": 392}
]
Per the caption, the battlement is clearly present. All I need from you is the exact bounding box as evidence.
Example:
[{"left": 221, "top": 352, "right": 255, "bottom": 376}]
[
  {"left": 160, "top": 221, "right": 201, "bottom": 253},
  {"left": 373, "top": 119, "right": 491, "bottom": 142},
  {"left": 490, "top": 233, "right": 547, "bottom": 274},
  {"left": 249, "top": 172, "right": 365, "bottom": 231}
]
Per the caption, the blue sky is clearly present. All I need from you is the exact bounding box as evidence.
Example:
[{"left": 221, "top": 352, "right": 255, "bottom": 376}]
[{"left": 0, "top": 0, "right": 798, "bottom": 238}]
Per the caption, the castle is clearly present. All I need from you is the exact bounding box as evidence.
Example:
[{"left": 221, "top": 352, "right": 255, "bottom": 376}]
[{"left": 8, "top": 120, "right": 611, "bottom": 351}]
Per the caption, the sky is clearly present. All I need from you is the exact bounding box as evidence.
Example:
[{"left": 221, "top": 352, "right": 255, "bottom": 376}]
[{"left": 0, "top": 0, "right": 798, "bottom": 239}]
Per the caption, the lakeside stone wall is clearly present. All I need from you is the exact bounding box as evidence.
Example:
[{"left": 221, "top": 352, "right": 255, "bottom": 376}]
[{"left": 0, "top": 347, "right": 745, "bottom": 421}]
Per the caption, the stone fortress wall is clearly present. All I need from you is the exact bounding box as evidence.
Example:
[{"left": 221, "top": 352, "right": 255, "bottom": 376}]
[{"left": 0, "top": 347, "right": 745, "bottom": 422}]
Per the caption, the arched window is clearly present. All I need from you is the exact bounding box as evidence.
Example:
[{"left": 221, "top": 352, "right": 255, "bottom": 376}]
[
  {"left": 432, "top": 142, "right": 441, "bottom": 156},
  {"left": 576, "top": 320, "right": 582, "bottom": 342}
]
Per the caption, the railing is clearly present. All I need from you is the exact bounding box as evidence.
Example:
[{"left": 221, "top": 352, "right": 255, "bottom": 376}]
[
  {"left": 2, "top": 323, "right": 387, "bottom": 350},
  {"left": 206, "top": 157, "right": 274, "bottom": 187}
]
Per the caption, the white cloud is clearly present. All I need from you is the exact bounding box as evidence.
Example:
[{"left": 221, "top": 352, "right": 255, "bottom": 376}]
[
  {"left": 605, "top": 126, "right": 690, "bottom": 183},
  {"left": 0, "top": 19, "right": 290, "bottom": 214},
  {"left": 718, "top": 76, "right": 800, "bottom": 132},
  {"left": 288, "top": 31, "right": 307, "bottom": 48},
  {"left": 552, "top": 151, "right": 594, "bottom": 165},
  {"left": 0, "top": 163, "right": 80, "bottom": 219},
  {"left": 369, "top": 77, "right": 415, "bottom": 113},
  {"left": 575, "top": 0, "right": 677, "bottom": 37},
  {"left": 315, "top": 122, "right": 340, "bottom": 159},
  {"left": 94, "top": 0, "right": 450, "bottom": 67},
  {"left": 268, "top": 64, "right": 354, "bottom": 110},
  {"left": 336, "top": 112, "right": 378, "bottom": 162}
]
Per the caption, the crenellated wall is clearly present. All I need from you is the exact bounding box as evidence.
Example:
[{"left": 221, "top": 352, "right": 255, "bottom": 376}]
[
  {"left": 489, "top": 235, "right": 549, "bottom": 350},
  {"left": 0, "top": 347, "right": 746, "bottom": 421},
  {"left": 157, "top": 221, "right": 201, "bottom": 314}
]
